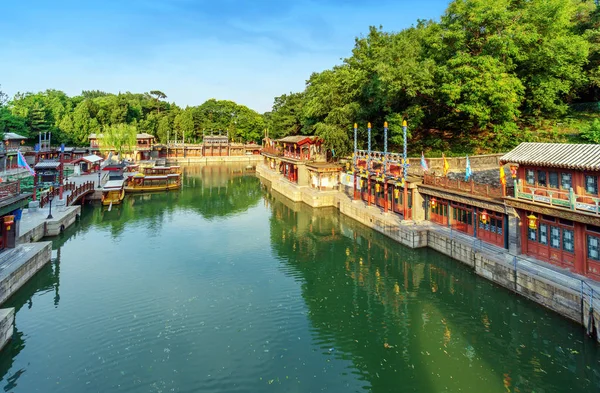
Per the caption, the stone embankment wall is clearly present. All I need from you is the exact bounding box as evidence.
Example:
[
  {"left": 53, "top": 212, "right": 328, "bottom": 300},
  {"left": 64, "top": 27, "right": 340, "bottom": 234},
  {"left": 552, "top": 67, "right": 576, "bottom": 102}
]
[
  {"left": 257, "top": 163, "right": 599, "bottom": 342},
  {"left": 0, "top": 242, "right": 52, "bottom": 305},
  {"left": 0, "top": 308, "right": 15, "bottom": 351}
]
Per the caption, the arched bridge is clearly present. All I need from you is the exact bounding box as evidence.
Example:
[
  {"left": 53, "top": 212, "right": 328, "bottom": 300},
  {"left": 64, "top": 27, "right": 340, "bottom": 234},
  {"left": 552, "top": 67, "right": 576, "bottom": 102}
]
[{"left": 39, "top": 181, "right": 95, "bottom": 208}]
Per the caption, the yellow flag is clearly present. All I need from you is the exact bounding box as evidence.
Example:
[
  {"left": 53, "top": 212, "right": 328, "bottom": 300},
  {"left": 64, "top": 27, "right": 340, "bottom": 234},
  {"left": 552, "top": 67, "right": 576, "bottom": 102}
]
[
  {"left": 500, "top": 166, "right": 506, "bottom": 186},
  {"left": 442, "top": 154, "right": 450, "bottom": 176}
]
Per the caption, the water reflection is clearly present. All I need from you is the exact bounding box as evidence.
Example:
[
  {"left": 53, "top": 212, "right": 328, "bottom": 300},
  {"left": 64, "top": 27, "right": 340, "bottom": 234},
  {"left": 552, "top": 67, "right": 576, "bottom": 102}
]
[
  {"left": 265, "top": 188, "right": 600, "bottom": 393},
  {"left": 0, "top": 251, "right": 61, "bottom": 389}
]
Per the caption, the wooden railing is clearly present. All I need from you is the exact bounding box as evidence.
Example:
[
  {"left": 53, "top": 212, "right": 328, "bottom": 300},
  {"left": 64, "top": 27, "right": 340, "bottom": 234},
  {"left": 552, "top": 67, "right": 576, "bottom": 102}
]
[
  {"left": 514, "top": 184, "right": 600, "bottom": 215},
  {"left": 423, "top": 174, "right": 505, "bottom": 199},
  {"left": 0, "top": 181, "right": 20, "bottom": 201},
  {"left": 39, "top": 181, "right": 95, "bottom": 208},
  {"left": 261, "top": 146, "right": 282, "bottom": 156},
  {"left": 66, "top": 181, "right": 94, "bottom": 206}
]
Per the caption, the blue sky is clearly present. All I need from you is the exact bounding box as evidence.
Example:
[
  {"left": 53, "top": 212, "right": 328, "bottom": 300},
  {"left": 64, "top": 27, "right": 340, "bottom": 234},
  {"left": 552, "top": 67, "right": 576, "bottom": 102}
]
[{"left": 1, "top": 0, "right": 450, "bottom": 113}]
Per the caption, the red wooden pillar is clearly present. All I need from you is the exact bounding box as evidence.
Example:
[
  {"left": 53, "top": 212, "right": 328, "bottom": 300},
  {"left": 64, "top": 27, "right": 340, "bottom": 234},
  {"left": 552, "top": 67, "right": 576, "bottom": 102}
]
[
  {"left": 403, "top": 185, "right": 408, "bottom": 219},
  {"left": 383, "top": 182, "right": 388, "bottom": 213},
  {"left": 353, "top": 171, "right": 358, "bottom": 200},
  {"left": 367, "top": 177, "right": 371, "bottom": 206},
  {"left": 574, "top": 222, "right": 586, "bottom": 275}
]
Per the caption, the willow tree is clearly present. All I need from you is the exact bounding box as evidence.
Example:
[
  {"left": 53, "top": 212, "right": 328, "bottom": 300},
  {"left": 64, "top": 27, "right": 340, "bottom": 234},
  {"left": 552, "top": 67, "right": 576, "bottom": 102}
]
[{"left": 99, "top": 123, "right": 137, "bottom": 160}]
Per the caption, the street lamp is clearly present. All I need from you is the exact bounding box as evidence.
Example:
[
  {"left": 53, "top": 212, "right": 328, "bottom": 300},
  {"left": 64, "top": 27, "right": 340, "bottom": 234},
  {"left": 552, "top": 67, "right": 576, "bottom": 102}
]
[
  {"left": 97, "top": 167, "right": 102, "bottom": 188},
  {"left": 47, "top": 186, "right": 55, "bottom": 219}
]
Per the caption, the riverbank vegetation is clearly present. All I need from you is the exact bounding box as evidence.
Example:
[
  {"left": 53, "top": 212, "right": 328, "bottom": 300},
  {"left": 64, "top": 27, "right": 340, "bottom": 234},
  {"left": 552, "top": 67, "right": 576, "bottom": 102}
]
[
  {"left": 0, "top": 87, "right": 265, "bottom": 145},
  {"left": 266, "top": 0, "right": 600, "bottom": 156}
]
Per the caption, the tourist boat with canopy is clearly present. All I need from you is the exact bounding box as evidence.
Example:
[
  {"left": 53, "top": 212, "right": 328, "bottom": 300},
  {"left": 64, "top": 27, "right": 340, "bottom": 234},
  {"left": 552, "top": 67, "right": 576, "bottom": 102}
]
[
  {"left": 142, "top": 165, "right": 181, "bottom": 176},
  {"left": 124, "top": 173, "right": 181, "bottom": 193},
  {"left": 101, "top": 179, "right": 125, "bottom": 206}
]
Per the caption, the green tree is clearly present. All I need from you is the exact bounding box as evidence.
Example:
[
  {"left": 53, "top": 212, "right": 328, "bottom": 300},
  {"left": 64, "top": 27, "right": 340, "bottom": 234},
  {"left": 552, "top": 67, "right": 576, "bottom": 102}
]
[{"left": 99, "top": 123, "right": 137, "bottom": 158}]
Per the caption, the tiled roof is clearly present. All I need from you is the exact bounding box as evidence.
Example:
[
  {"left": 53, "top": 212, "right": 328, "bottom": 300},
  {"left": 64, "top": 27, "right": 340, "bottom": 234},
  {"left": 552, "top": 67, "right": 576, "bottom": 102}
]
[
  {"left": 500, "top": 142, "right": 600, "bottom": 171},
  {"left": 3, "top": 132, "right": 26, "bottom": 140},
  {"left": 276, "top": 135, "right": 319, "bottom": 144},
  {"left": 34, "top": 161, "right": 61, "bottom": 169}
]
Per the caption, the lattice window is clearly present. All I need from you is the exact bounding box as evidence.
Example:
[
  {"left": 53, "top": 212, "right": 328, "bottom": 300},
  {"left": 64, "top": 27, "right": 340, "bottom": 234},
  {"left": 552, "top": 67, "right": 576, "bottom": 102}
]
[
  {"left": 539, "top": 223, "right": 548, "bottom": 245},
  {"left": 561, "top": 173, "right": 572, "bottom": 190},
  {"left": 526, "top": 169, "right": 535, "bottom": 185},
  {"left": 588, "top": 235, "right": 600, "bottom": 261},
  {"left": 550, "top": 226, "right": 561, "bottom": 249},
  {"left": 549, "top": 172, "right": 559, "bottom": 189},
  {"left": 528, "top": 228, "right": 537, "bottom": 241},
  {"left": 537, "top": 171, "right": 547, "bottom": 187},
  {"left": 562, "top": 229, "right": 574, "bottom": 253},
  {"left": 585, "top": 175, "right": 598, "bottom": 195}
]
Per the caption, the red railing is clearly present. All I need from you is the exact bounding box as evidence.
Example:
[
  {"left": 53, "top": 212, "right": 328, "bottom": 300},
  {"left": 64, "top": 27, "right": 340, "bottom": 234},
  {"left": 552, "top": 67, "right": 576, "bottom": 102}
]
[
  {"left": 67, "top": 181, "right": 94, "bottom": 206},
  {"left": 423, "top": 174, "right": 505, "bottom": 199},
  {"left": 0, "top": 181, "right": 20, "bottom": 201},
  {"left": 39, "top": 181, "right": 95, "bottom": 208}
]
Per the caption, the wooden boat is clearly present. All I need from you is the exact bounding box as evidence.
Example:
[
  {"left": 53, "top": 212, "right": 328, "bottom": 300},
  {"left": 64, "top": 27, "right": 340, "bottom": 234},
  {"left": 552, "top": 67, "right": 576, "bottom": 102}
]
[
  {"left": 142, "top": 166, "right": 181, "bottom": 176},
  {"left": 124, "top": 173, "right": 181, "bottom": 193},
  {"left": 101, "top": 180, "right": 125, "bottom": 206}
]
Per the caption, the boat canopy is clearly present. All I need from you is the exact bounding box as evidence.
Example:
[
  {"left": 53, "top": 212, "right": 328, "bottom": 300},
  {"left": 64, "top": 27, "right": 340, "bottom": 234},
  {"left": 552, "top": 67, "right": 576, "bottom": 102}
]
[{"left": 103, "top": 180, "right": 125, "bottom": 190}]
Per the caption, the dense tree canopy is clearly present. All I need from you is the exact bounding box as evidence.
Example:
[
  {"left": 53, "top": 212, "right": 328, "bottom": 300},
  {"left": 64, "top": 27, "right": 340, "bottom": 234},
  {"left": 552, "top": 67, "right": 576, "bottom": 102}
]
[
  {"left": 1, "top": 89, "right": 265, "bottom": 146},
  {"left": 266, "top": 0, "right": 600, "bottom": 156},
  {"left": 4, "top": 0, "right": 600, "bottom": 154}
]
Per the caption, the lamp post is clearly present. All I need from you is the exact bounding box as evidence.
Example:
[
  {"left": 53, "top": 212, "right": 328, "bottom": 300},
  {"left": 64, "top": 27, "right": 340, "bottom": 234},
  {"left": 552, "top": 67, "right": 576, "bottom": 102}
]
[
  {"left": 402, "top": 120, "right": 408, "bottom": 219},
  {"left": 47, "top": 186, "right": 55, "bottom": 219},
  {"left": 97, "top": 167, "right": 101, "bottom": 188}
]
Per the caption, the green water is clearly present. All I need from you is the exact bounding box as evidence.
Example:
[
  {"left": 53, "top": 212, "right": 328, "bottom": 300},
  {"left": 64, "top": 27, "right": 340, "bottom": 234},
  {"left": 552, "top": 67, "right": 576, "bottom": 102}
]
[{"left": 1, "top": 163, "right": 599, "bottom": 393}]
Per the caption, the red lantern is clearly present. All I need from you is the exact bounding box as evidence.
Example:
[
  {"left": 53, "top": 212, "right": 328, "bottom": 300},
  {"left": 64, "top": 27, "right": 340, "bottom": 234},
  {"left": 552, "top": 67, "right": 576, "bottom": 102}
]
[
  {"left": 510, "top": 165, "right": 518, "bottom": 179},
  {"left": 430, "top": 198, "right": 437, "bottom": 209},
  {"left": 480, "top": 210, "right": 489, "bottom": 224}
]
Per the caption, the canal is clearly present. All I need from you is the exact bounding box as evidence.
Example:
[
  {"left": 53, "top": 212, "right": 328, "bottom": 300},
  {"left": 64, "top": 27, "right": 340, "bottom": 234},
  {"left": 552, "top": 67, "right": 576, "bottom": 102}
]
[{"left": 0, "top": 164, "right": 599, "bottom": 393}]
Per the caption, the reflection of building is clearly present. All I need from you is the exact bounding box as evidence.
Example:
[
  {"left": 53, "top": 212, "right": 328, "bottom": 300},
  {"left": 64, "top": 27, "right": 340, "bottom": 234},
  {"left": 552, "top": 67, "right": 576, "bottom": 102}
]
[{"left": 500, "top": 143, "right": 600, "bottom": 280}]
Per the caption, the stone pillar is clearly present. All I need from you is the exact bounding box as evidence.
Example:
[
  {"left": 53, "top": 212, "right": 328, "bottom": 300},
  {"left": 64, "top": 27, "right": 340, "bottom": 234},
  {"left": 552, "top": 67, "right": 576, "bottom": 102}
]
[{"left": 411, "top": 188, "right": 425, "bottom": 221}]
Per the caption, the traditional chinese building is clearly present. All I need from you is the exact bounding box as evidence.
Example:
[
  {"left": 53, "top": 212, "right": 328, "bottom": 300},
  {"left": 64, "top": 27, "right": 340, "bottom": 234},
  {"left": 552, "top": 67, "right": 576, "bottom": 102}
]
[
  {"left": 500, "top": 142, "right": 600, "bottom": 280},
  {"left": 89, "top": 133, "right": 155, "bottom": 161},
  {"left": 3, "top": 133, "right": 26, "bottom": 150},
  {"left": 417, "top": 173, "right": 510, "bottom": 248},
  {"left": 350, "top": 153, "right": 423, "bottom": 220},
  {"left": 261, "top": 136, "right": 326, "bottom": 186},
  {"left": 202, "top": 135, "right": 229, "bottom": 157},
  {"left": 72, "top": 154, "right": 104, "bottom": 175}
]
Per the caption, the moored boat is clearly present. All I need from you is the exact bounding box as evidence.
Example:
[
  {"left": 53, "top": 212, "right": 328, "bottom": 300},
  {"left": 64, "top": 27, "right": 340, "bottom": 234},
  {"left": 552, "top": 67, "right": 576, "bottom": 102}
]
[
  {"left": 124, "top": 173, "right": 181, "bottom": 193},
  {"left": 142, "top": 166, "right": 181, "bottom": 176},
  {"left": 102, "top": 179, "right": 125, "bottom": 206}
]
